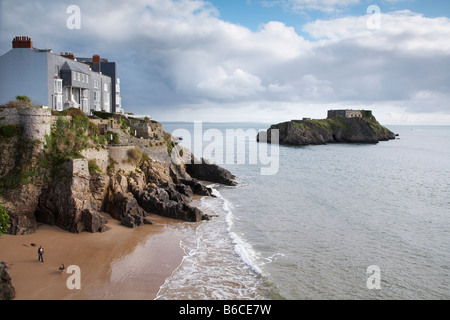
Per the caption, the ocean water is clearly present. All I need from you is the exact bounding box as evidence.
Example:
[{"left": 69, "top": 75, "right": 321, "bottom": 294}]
[{"left": 156, "top": 122, "right": 450, "bottom": 300}]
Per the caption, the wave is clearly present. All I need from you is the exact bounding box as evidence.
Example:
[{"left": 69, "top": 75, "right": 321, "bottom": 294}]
[
  {"left": 212, "top": 187, "right": 264, "bottom": 276},
  {"left": 155, "top": 184, "right": 271, "bottom": 300}
]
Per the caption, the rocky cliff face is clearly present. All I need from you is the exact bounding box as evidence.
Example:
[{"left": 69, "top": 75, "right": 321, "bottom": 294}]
[
  {"left": 257, "top": 115, "right": 396, "bottom": 146},
  {"left": 1, "top": 132, "right": 236, "bottom": 235},
  {"left": 35, "top": 161, "right": 109, "bottom": 233}
]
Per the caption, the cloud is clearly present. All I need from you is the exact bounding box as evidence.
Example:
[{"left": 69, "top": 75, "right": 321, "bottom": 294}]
[{"left": 1, "top": 0, "right": 450, "bottom": 124}]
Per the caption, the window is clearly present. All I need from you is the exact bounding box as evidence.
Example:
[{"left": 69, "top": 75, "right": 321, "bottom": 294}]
[
  {"left": 64, "top": 87, "right": 70, "bottom": 102},
  {"left": 94, "top": 80, "right": 98, "bottom": 89},
  {"left": 86, "top": 76, "right": 89, "bottom": 84},
  {"left": 53, "top": 94, "right": 63, "bottom": 111},
  {"left": 54, "top": 79, "right": 62, "bottom": 94},
  {"left": 94, "top": 90, "right": 100, "bottom": 102},
  {"left": 81, "top": 74, "right": 84, "bottom": 82},
  {"left": 77, "top": 73, "right": 81, "bottom": 81},
  {"left": 73, "top": 72, "right": 77, "bottom": 81},
  {"left": 57, "top": 95, "right": 63, "bottom": 111},
  {"left": 104, "top": 83, "right": 108, "bottom": 92}
]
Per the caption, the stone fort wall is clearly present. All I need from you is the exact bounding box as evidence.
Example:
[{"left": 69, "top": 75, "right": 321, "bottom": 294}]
[{"left": 327, "top": 110, "right": 363, "bottom": 119}]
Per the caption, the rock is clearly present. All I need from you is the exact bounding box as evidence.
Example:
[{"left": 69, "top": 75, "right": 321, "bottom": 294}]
[
  {"left": 2, "top": 184, "right": 41, "bottom": 235},
  {"left": 184, "top": 156, "right": 237, "bottom": 186},
  {"left": 104, "top": 189, "right": 150, "bottom": 228},
  {"left": 35, "top": 161, "right": 109, "bottom": 234},
  {"left": 89, "top": 174, "right": 109, "bottom": 212},
  {"left": 82, "top": 209, "right": 110, "bottom": 233},
  {"left": 139, "top": 186, "right": 209, "bottom": 222},
  {"left": 0, "top": 262, "right": 15, "bottom": 300},
  {"left": 179, "top": 178, "right": 213, "bottom": 196}
]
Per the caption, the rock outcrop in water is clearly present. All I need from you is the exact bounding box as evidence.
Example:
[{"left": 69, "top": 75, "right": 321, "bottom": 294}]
[{"left": 257, "top": 112, "right": 396, "bottom": 146}]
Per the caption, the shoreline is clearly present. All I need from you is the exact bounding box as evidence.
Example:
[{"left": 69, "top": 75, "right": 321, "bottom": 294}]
[{"left": 0, "top": 214, "right": 184, "bottom": 300}]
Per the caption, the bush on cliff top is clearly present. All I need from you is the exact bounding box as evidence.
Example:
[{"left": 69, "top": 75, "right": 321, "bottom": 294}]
[{"left": 44, "top": 117, "right": 89, "bottom": 168}]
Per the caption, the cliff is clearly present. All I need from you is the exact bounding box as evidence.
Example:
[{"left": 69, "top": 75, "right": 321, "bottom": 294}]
[
  {"left": 257, "top": 114, "right": 396, "bottom": 146},
  {"left": 0, "top": 106, "right": 236, "bottom": 235}
]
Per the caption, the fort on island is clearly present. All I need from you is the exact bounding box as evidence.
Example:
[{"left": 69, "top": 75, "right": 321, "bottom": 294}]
[
  {"left": 298, "top": 109, "right": 374, "bottom": 122},
  {"left": 327, "top": 109, "right": 373, "bottom": 119}
]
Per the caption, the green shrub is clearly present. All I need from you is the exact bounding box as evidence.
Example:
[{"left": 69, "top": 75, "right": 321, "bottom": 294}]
[
  {"left": 106, "top": 131, "right": 119, "bottom": 144},
  {"left": 141, "top": 152, "right": 150, "bottom": 163},
  {"left": 127, "top": 148, "right": 142, "bottom": 165},
  {"left": 88, "top": 159, "right": 102, "bottom": 175},
  {"left": 5, "top": 95, "right": 33, "bottom": 108},
  {"left": 16, "top": 95, "right": 31, "bottom": 104},
  {"left": 44, "top": 117, "right": 89, "bottom": 168},
  {"left": 0, "top": 124, "right": 22, "bottom": 138},
  {"left": 92, "top": 111, "right": 114, "bottom": 119},
  {"left": 0, "top": 203, "right": 10, "bottom": 236}
]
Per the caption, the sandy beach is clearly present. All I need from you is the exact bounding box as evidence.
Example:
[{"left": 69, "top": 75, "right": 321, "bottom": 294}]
[{"left": 0, "top": 214, "right": 184, "bottom": 300}]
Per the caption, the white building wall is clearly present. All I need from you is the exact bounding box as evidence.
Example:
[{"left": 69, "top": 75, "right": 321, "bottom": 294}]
[{"left": 0, "top": 48, "right": 48, "bottom": 106}]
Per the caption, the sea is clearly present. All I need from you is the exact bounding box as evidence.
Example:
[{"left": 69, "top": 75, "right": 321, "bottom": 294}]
[{"left": 155, "top": 122, "right": 450, "bottom": 300}]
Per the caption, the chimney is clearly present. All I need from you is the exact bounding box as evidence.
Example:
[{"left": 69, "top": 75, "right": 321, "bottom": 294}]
[
  {"left": 12, "top": 36, "right": 33, "bottom": 48},
  {"left": 61, "top": 52, "right": 76, "bottom": 60},
  {"left": 93, "top": 54, "right": 101, "bottom": 72}
]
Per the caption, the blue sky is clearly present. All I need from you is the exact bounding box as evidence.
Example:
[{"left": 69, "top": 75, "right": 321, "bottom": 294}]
[
  {"left": 210, "top": 0, "right": 450, "bottom": 32},
  {"left": 1, "top": 0, "right": 450, "bottom": 124}
]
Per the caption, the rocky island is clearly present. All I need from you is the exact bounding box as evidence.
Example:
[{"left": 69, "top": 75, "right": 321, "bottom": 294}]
[{"left": 257, "top": 109, "right": 396, "bottom": 146}]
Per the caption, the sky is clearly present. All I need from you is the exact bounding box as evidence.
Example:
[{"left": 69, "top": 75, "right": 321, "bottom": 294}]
[{"left": 1, "top": 0, "right": 450, "bottom": 124}]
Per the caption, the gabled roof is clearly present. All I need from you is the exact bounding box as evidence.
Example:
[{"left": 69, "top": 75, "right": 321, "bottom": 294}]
[{"left": 60, "top": 61, "right": 89, "bottom": 74}]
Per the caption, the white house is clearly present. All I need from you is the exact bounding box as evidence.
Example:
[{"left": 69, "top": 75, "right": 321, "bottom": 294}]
[{"left": 0, "top": 36, "right": 122, "bottom": 114}]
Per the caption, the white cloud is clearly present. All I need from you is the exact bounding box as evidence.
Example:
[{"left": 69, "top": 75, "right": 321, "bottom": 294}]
[
  {"left": 1, "top": 0, "right": 450, "bottom": 124},
  {"left": 197, "top": 67, "right": 265, "bottom": 99}
]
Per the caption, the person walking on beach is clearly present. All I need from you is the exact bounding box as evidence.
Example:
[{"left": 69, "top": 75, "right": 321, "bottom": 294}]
[{"left": 38, "top": 246, "right": 44, "bottom": 263}]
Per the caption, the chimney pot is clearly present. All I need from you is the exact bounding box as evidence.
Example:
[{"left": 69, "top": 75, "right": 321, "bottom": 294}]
[{"left": 12, "top": 36, "right": 33, "bottom": 49}]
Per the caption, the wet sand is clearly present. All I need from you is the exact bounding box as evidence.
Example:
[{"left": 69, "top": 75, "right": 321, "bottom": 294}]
[{"left": 0, "top": 214, "right": 184, "bottom": 300}]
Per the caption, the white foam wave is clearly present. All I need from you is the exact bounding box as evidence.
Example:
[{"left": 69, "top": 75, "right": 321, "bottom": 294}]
[{"left": 155, "top": 185, "right": 269, "bottom": 300}]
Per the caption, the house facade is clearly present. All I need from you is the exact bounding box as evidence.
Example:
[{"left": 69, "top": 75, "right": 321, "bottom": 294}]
[
  {"left": 0, "top": 36, "right": 122, "bottom": 114},
  {"left": 77, "top": 55, "right": 123, "bottom": 114}
]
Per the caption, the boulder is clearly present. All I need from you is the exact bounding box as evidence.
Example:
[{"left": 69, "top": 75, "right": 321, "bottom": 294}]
[
  {"left": 0, "top": 262, "right": 15, "bottom": 300},
  {"left": 184, "top": 156, "right": 237, "bottom": 186},
  {"left": 139, "top": 186, "right": 209, "bottom": 222},
  {"left": 104, "top": 190, "right": 151, "bottom": 228}
]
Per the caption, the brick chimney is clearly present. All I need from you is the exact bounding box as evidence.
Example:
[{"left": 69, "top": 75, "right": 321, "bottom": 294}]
[
  {"left": 12, "top": 36, "right": 33, "bottom": 48},
  {"left": 61, "top": 52, "right": 76, "bottom": 60},
  {"left": 93, "top": 54, "right": 101, "bottom": 72}
]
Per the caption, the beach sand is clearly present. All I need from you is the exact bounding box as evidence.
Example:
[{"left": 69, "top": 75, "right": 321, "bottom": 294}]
[{"left": 0, "top": 214, "right": 184, "bottom": 300}]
